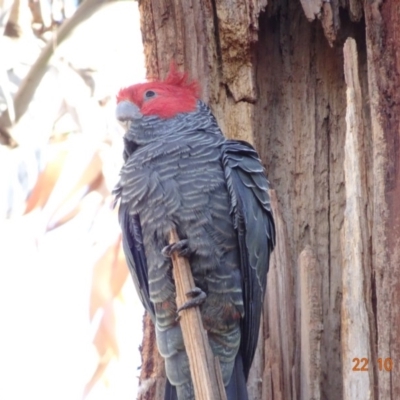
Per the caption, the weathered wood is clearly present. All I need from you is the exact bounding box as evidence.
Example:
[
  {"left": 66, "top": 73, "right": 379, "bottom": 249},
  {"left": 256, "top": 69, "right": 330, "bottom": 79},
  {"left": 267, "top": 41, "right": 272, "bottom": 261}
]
[
  {"left": 298, "top": 0, "right": 322, "bottom": 22},
  {"left": 263, "top": 190, "right": 296, "bottom": 400},
  {"left": 246, "top": 318, "right": 264, "bottom": 400},
  {"left": 262, "top": 338, "right": 273, "bottom": 399},
  {"left": 341, "top": 37, "right": 374, "bottom": 400},
  {"left": 348, "top": 0, "right": 363, "bottom": 22},
  {"left": 364, "top": 1, "right": 400, "bottom": 398},
  {"left": 137, "top": 1, "right": 400, "bottom": 399},
  {"left": 137, "top": 313, "right": 166, "bottom": 400},
  {"left": 254, "top": 5, "right": 346, "bottom": 397},
  {"left": 169, "top": 228, "right": 226, "bottom": 400},
  {"left": 139, "top": 0, "right": 268, "bottom": 143},
  {"left": 299, "top": 246, "right": 322, "bottom": 400}
]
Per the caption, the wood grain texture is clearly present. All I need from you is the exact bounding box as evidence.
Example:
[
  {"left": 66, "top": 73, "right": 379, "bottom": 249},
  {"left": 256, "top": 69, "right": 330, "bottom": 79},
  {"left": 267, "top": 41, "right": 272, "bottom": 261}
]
[
  {"left": 341, "top": 37, "right": 374, "bottom": 400},
  {"left": 299, "top": 246, "right": 322, "bottom": 400},
  {"left": 254, "top": 4, "right": 346, "bottom": 397},
  {"left": 246, "top": 319, "right": 263, "bottom": 400},
  {"left": 137, "top": 313, "right": 166, "bottom": 400},
  {"left": 137, "top": 1, "right": 400, "bottom": 399},
  {"left": 364, "top": 1, "right": 400, "bottom": 398},
  {"left": 139, "top": 0, "right": 268, "bottom": 143},
  {"left": 264, "top": 190, "right": 296, "bottom": 400},
  {"left": 298, "top": 0, "right": 322, "bottom": 21}
]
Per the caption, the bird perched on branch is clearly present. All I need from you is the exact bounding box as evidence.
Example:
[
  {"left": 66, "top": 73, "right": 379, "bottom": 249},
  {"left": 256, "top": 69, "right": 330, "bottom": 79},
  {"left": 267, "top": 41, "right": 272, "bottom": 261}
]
[{"left": 114, "top": 65, "right": 275, "bottom": 400}]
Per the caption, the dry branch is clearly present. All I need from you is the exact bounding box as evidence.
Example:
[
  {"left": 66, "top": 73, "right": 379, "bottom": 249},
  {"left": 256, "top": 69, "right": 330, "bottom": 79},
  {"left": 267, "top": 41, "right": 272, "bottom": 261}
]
[
  {"left": 169, "top": 228, "right": 227, "bottom": 400},
  {"left": 0, "top": 0, "right": 116, "bottom": 130}
]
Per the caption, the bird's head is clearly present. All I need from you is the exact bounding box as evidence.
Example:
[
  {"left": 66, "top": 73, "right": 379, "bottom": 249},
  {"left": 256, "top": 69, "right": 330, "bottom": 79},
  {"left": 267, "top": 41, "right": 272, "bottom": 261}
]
[{"left": 116, "top": 65, "right": 200, "bottom": 122}]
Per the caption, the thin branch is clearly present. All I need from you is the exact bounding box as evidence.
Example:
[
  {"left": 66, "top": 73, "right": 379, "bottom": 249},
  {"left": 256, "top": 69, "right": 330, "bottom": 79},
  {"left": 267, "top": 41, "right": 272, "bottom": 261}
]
[
  {"left": 169, "top": 228, "right": 227, "bottom": 400},
  {"left": 0, "top": 0, "right": 116, "bottom": 130}
]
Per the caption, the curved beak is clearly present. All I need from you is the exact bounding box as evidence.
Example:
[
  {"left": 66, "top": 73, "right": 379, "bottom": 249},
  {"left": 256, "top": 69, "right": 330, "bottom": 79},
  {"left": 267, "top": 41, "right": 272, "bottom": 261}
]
[{"left": 116, "top": 101, "right": 143, "bottom": 122}]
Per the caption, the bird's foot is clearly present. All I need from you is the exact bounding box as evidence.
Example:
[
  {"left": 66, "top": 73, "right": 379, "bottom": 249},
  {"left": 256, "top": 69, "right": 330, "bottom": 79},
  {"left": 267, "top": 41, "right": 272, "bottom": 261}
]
[
  {"left": 162, "top": 239, "right": 190, "bottom": 258},
  {"left": 177, "top": 287, "right": 207, "bottom": 314}
]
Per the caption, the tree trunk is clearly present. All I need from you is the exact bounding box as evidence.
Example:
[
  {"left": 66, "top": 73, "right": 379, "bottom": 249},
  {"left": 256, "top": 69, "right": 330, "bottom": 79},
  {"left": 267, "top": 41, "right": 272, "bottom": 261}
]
[{"left": 136, "top": 0, "right": 400, "bottom": 398}]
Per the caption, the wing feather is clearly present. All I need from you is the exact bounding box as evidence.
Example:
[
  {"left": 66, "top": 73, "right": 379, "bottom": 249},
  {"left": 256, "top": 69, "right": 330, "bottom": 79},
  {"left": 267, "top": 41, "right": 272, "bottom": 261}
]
[
  {"left": 118, "top": 202, "right": 155, "bottom": 320},
  {"left": 221, "top": 140, "right": 275, "bottom": 378}
]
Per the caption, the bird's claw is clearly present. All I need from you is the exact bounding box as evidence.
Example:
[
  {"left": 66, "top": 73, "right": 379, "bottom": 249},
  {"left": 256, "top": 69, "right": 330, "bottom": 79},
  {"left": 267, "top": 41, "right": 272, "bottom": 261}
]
[
  {"left": 177, "top": 287, "right": 207, "bottom": 314},
  {"left": 162, "top": 239, "right": 190, "bottom": 258}
]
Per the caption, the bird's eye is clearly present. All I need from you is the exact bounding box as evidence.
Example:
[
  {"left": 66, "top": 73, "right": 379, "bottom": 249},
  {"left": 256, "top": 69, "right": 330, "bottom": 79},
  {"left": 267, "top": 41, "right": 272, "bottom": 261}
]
[{"left": 145, "top": 90, "right": 156, "bottom": 99}]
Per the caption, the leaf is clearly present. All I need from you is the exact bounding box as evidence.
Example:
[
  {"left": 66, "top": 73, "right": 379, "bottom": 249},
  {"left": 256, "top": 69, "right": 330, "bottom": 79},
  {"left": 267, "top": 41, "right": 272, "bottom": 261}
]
[
  {"left": 25, "top": 143, "right": 69, "bottom": 213},
  {"left": 24, "top": 138, "right": 104, "bottom": 231},
  {"left": 90, "top": 234, "right": 129, "bottom": 320}
]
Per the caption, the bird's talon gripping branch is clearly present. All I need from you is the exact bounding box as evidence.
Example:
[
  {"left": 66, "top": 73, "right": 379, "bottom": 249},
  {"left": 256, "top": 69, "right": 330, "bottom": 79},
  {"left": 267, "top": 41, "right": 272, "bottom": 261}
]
[
  {"left": 177, "top": 287, "right": 207, "bottom": 313},
  {"left": 186, "top": 287, "right": 203, "bottom": 297},
  {"left": 162, "top": 239, "right": 190, "bottom": 258}
]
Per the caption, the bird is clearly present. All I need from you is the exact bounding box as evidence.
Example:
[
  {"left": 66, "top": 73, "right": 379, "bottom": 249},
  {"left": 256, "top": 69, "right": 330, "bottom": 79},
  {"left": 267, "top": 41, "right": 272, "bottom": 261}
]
[{"left": 113, "top": 64, "right": 275, "bottom": 400}]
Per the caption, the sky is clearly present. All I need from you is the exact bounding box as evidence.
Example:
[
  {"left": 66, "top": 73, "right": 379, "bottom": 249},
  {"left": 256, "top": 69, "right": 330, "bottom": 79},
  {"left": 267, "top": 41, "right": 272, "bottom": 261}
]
[{"left": 0, "top": 2, "right": 146, "bottom": 399}]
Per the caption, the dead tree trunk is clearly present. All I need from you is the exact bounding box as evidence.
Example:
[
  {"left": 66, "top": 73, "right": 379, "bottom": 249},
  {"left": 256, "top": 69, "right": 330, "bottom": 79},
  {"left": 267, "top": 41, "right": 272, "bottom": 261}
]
[{"left": 136, "top": 0, "right": 400, "bottom": 399}]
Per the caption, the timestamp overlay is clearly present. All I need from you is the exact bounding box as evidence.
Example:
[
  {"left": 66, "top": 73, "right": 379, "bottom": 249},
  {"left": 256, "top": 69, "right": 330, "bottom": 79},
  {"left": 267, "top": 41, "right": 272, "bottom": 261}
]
[{"left": 352, "top": 357, "right": 393, "bottom": 372}]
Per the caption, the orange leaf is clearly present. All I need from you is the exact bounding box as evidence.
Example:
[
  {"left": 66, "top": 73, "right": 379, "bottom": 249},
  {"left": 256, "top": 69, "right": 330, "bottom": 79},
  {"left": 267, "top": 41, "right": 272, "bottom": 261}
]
[
  {"left": 25, "top": 145, "right": 69, "bottom": 213},
  {"left": 82, "top": 349, "right": 113, "bottom": 399},
  {"left": 90, "top": 235, "right": 128, "bottom": 320}
]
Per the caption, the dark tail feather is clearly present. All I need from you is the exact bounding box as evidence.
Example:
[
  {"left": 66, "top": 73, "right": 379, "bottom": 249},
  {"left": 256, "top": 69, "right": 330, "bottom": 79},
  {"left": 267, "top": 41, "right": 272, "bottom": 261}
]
[
  {"left": 164, "top": 379, "right": 178, "bottom": 400},
  {"left": 164, "top": 355, "right": 248, "bottom": 400},
  {"left": 225, "top": 354, "right": 249, "bottom": 400}
]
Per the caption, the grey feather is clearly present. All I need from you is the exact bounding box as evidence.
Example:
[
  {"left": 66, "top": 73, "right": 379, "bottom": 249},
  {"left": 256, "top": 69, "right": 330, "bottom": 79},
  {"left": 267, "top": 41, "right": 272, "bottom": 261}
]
[{"left": 115, "top": 100, "right": 275, "bottom": 399}]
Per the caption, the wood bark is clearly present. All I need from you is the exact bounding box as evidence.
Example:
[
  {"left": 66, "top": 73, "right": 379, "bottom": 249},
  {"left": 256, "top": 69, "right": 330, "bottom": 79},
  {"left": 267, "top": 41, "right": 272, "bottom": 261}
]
[
  {"left": 137, "top": 313, "right": 166, "bottom": 400},
  {"left": 137, "top": 0, "right": 400, "bottom": 398},
  {"left": 263, "top": 190, "right": 295, "bottom": 400},
  {"left": 299, "top": 245, "right": 322, "bottom": 400},
  {"left": 341, "top": 37, "right": 374, "bottom": 400}
]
